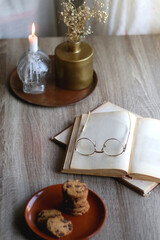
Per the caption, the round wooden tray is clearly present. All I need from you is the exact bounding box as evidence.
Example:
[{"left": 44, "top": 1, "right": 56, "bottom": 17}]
[{"left": 9, "top": 56, "right": 97, "bottom": 107}]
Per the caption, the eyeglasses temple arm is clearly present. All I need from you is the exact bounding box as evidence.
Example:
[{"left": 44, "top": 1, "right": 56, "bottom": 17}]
[
  {"left": 81, "top": 111, "right": 90, "bottom": 132},
  {"left": 124, "top": 112, "right": 131, "bottom": 150}
]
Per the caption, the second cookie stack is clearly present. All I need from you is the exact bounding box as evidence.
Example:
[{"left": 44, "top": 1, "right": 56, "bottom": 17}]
[{"left": 62, "top": 179, "right": 90, "bottom": 216}]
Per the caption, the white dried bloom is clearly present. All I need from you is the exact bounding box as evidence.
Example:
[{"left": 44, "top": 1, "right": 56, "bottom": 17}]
[{"left": 59, "top": 0, "right": 109, "bottom": 42}]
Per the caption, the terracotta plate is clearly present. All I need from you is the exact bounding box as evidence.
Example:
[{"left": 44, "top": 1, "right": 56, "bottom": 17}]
[
  {"left": 24, "top": 184, "right": 106, "bottom": 240},
  {"left": 9, "top": 56, "right": 98, "bottom": 107}
]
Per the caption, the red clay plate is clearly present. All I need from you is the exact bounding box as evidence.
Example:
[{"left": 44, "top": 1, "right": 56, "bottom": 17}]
[{"left": 24, "top": 184, "right": 106, "bottom": 240}]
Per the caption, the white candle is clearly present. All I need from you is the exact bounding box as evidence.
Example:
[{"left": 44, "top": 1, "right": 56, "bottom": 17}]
[{"left": 28, "top": 23, "right": 38, "bottom": 52}]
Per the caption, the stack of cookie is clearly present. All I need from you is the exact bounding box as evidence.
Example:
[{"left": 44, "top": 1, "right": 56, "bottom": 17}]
[
  {"left": 63, "top": 179, "right": 90, "bottom": 216},
  {"left": 37, "top": 209, "right": 73, "bottom": 238}
]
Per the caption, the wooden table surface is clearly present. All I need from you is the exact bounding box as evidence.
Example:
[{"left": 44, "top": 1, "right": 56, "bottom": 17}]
[{"left": 1, "top": 35, "right": 160, "bottom": 240}]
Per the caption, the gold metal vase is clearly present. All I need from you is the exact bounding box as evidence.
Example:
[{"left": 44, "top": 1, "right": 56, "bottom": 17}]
[{"left": 55, "top": 40, "right": 93, "bottom": 90}]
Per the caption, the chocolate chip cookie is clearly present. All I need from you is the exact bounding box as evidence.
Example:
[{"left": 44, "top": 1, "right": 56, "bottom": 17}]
[
  {"left": 37, "top": 209, "right": 62, "bottom": 224},
  {"left": 65, "top": 201, "right": 90, "bottom": 216},
  {"left": 46, "top": 216, "right": 73, "bottom": 238},
  {"left": 63, "top": 179, "right": 88, "bottom": 199}
]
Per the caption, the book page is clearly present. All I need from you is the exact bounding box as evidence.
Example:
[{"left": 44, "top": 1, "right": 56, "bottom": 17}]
[
  {"left": 70, "top": 111, "right": 137, "bottom": 171},
  {"left": 129, "top": 118, "right": 160, "bottom": 179}
]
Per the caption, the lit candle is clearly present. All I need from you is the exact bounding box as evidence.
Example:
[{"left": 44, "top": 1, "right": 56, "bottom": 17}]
[{"left": 28, "top": 23, "right": 38, "bottom": 52}]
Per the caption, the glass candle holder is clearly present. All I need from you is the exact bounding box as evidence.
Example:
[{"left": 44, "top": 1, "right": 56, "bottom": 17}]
[{"left": 17, "top": 50, "right": 51, "bottom": 94}]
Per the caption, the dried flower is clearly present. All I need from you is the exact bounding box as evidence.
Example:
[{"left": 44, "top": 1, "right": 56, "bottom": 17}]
[{"left": 60, "top": 0, "right": 109, "bottom": 42}]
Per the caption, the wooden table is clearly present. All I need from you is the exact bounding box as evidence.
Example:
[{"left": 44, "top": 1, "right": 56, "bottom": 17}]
[{"left": 1, "top": 35, "right": 160, "bottom": 240}]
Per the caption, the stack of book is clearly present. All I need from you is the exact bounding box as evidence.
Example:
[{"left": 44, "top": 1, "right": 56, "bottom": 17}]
[{"left": 53, "top": 102, "right": 160, "bottom": 196}]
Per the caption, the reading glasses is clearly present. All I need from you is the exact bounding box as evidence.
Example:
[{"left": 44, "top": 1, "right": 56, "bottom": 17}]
[{"left": 75, "top": 112, "right": 131, "bottom": 157}]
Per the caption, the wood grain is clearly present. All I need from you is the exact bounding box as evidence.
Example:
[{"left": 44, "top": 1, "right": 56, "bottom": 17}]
[{"left": 1, "top": 35, "right": 160, "bottom": 240}]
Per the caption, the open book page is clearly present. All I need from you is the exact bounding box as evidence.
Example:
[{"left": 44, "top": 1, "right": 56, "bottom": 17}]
[
  {"left": 129, "top": 117, "right": 160, "bottom": 180},
  {"left": 70, "top": 111, "right": 137, "bottom": 173}
]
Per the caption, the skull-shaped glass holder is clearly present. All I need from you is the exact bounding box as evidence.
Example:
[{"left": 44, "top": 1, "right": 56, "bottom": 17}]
[{"left": 17, "top": 49, "right": 51, "bottom": 94}]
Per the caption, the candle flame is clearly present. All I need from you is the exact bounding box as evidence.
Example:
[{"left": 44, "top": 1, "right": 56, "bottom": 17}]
[{"left": 32, "top": 23, "right": 35, "bottom": 36}]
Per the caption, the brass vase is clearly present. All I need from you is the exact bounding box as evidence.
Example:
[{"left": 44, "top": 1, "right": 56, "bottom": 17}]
[{"left": 55, "top": 40, "right": 93, "bottom": 90}]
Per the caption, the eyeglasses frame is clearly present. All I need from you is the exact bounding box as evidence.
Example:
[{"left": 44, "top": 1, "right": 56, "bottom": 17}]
[{"left": 75, "top": 112, "right": 131, "bottom": 157}]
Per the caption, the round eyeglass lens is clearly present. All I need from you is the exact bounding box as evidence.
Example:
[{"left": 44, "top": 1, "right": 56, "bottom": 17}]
[
  {"left": 75, "top": 138, "right": 95, "bottom": 155},
  {"left": 103, "top": 139, "right": 124, "bottom": 156}
]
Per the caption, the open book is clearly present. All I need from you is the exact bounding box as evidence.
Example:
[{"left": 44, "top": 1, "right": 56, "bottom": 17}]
[
  {"left": 54, "top": 102, "right": 159, "bottom": 196},
  {"left": 64, "top": 108, "right": 160, "bottom": 182}
]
